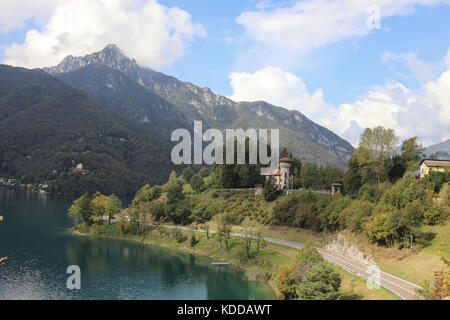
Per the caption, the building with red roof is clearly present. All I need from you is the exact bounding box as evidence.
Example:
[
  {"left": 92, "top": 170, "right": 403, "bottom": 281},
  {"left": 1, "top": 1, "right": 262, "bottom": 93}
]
[{"left": 263, "top": 158, "right": 294, "bottom": 190}]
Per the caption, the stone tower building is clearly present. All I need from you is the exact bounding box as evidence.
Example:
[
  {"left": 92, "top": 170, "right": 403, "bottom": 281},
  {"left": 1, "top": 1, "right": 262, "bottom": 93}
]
[{"left": 264, "top": 157, "right": 294, "bottom": 190}]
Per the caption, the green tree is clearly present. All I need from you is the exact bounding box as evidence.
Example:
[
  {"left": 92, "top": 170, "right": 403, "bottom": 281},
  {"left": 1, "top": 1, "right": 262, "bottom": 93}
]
[
  {"left": 166, "top": 174, "right": 185, "bottom": 205},
  {"left": 300, "top": 163, "right": 319, "bottom": 189},
  {"left": 149, "top": 201, "right": 167, "bottom": 222},
  {"left": 68, "top": 192, "right": 93, "bottom": 225},
  {"left": 356, "top": 126, "right": 399, "bottom": 187},
  {"left": 198, "top": 167, "right": 210, "bottom": 178},
  {"left": 182, "top": 167, "right": 194, "bottom": 183},
  {"left": 400, "top": 201, "right": 424, "bottom": 250},
  {"left": 105, "top": 195, "right": 122, "bottom": 225},
  {"left": 217, "top": 218, "right": 232, "bottom": 249},
  {"left": 132, "top": 184, "right": 162, "bottom": 207},
  {"left": 190, "top": 174, "right": 205, "bottom": 193},
  {"left": 343, "top": 154, "right": 362, "bottom": 196},
  {"left": 263, "top": 176, "right": 278, "bottom": 201},
  {"left": 365, "top": 213, "right": 391, "bottom": 244},
  {"left": 296, "top": 262, "right": 342, "bottom": 300},
  {"left": 401, "top": 137, "right": 425, "bottom": 172}
]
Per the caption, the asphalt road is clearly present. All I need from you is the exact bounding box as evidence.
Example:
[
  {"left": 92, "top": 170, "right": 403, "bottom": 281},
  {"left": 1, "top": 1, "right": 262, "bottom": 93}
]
[{"left": 161, "top": 224, "right": 421, "bottom": 300}]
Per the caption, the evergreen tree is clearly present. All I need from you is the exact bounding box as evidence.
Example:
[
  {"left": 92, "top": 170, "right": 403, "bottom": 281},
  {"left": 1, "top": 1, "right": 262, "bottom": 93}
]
[
  {"left": 190, "top": 174, "right": 205, "bottom": 193},
  {"left": 263, "top": 176, "right": 278, "bottom": 201},
  {"left": 182, "top": 167, "right": 194, "bottom": 183}
]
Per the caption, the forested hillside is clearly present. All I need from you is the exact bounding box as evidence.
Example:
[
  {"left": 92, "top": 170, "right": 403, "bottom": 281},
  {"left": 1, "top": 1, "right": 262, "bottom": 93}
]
[{"left": 0, "top": 65, "right": 175, "bottom": 195}]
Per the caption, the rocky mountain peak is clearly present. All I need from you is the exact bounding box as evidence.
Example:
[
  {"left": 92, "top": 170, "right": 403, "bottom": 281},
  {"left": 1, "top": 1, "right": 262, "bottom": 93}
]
[{"left": 44, "top": 44, "right": 137, "bottom": 75}]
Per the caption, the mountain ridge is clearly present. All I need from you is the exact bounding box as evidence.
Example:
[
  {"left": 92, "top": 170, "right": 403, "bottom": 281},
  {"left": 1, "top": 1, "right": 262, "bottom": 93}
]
[
  {"left": 44, "top": 44, "right": 354, "bottom": 168},
  {"left": 0, "top": 64, "right": 176, "bottom": 195}
]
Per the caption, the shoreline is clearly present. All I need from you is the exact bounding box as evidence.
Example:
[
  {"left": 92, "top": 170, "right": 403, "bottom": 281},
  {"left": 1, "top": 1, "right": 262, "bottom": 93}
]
[{"left": 71, "top": 227, "right": 280, "bottom": 299}]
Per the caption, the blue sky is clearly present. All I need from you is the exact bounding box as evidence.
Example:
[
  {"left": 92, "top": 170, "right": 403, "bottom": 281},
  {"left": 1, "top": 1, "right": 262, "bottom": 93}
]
[{"left": 0, "top": 0, "right": 449, "bottom": 146}]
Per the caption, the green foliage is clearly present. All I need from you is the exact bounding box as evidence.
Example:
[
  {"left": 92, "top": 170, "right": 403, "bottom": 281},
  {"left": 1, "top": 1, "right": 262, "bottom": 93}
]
[
  {"left": 422, "top": 171, "right": 450, "bottom": 193},
  {"left": 401, "top": 137, "right": 425, "bottom": 172},
  {"left": 190, "top": 202, "right": 218, "bottom": 223},
  {"left": 356, "top": 126, "right": 399, "bottom": 186},
  {"left": 190, "top": 174, "right": 205, "bottom": 193},
  {"left": 149, "top": 201, "right": 167, "bottom": 222},
  {"left": 343, "top": 155, "right": 362, "bottom": 196},
  {"left": 276, "top": 265, "right": 298, "bottom": 300},
  {"left": 68, "top": 192, "right": 93, "bottom": 225},
  {"left": 166, "top": 200, "right": 192, "bottom": 225},
  {"left": 132, "top": 184, "right": 162, "bottom": 207},
  {"left": 338, "top": 200, "right": 374, "bottom": 232},
  {"left": 0, "top": 66, "right": 178, "bottom": 196},
  {"left": 380, "top": 178, "right": 425, "bottom": 209},
  {"left": 182, "top": 167, "right": 194, "bottom": 183},
  {"left": 272, "top": 192, "right": 320, "bottom": 230},
  {"left": 166, "top": 172, "right": 185, "bottom": 205},
  {"left": 89, "top": 192, "right": 122, "bottom": 225},
  {"left": 198, "top": 167, "right": 210, "bottom": 178},
  {"left": 217, "top": 217, "right": 232, "bottom": 249},
  {"left": 300, "top": 163, "right": 343, "bottom": 190},
  {"left": 277, "top": 245, "right": 341, "bottom": 300},
  {"left": 263, "top": 176, "right": 278, "bottom": 202},
  {"left": 172, "top": 228, "right": 187, "bottom": 243},
  {"left": 295, "top": 244, "right": 323, "bottom": 266},
  {"left": 365, "top": 213, "right": 391, "bottom": 244},
  {"left": 318, "top": 196, "right": 352, "bottom": 232},
  {"left": 296, "top": 262, "right": 342, "bottom": 300}
]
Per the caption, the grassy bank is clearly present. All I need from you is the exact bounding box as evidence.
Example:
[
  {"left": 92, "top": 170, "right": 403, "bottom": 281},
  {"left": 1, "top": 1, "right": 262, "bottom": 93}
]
[{"left": 74, "top": 222, "right": 399, "bottom": 300}]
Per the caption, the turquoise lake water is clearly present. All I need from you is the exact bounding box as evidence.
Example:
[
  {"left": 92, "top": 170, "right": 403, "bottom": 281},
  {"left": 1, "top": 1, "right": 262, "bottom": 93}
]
[{"left": 0, "top": 190, "right": 274, "bottom": 300}]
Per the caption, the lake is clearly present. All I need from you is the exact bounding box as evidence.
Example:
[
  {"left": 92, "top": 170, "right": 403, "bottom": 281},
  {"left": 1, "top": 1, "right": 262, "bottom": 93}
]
[{"left": 0, "top": 190, "right": 274, "bottom": 300}]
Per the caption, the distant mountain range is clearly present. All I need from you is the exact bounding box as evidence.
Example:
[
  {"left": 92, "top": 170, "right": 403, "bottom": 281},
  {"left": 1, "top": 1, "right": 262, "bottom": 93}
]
[
  {"left": 425, "top": 139, "right": 450, "bottom": 159},
  {"left": 44, "top": 45, "right": 354, "bottom": 166},
  {"left": 0, "top": 44, "right": 355, "bottom": 195}
]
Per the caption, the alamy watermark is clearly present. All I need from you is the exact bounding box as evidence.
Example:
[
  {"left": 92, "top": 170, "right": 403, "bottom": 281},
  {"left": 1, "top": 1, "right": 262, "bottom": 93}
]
[
  {"left": 171, "top": 121, "right": 279, "bottom": 175},
  {"left": 367, "top": 5, "right": 381, "bottom": 30},
  {"left": 66, "top": 265, "right": 81, "bottom": 290},
  {"left": 366, "top": 264, "right": 381, "bottom": 290}
]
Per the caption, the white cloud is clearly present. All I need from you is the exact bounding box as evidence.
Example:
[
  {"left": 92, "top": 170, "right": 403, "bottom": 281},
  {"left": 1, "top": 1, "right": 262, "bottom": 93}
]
[
  {"left": 2, "top": 0, "right": 205, "bottom": 69},
  {"left": 229, "top": 66, "right": 329, "bottom": 117},
  {"left": 237, "top": 0, "right": 450, "bottom": 53},
  {"left": 426, "top": 69, "right": 450, "bottom": 126},
  {"left": 229, "top": 65, "right": 450, "bottom": 147},
  {"left": 381, "top": 50, "right": 438, "bottom": 84},
  {"left": 0, "top": 0, "right": 61, "bottom": 33}
]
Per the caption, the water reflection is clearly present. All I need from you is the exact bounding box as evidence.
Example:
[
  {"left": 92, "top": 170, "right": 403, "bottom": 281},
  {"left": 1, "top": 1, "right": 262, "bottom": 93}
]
[{"left": 0, "top": 190, "right": 274, "bottom": 300}]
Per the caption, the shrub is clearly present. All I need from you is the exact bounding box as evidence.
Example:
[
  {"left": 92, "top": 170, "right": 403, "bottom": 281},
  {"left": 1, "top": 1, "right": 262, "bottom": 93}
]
[
  {"left": 424, "top": 205, "right": 446, "bottom": 225},
  {"left": 365, "top": 213, "right": 391, "bottom": 245},
  {"left": 338, "top": 200, "right": 374, "bottom": 232},
  {"left": 318, "top": 196, "right": 352, "bottom": 232},
  {"left": 276, "top": 265, "right": 298, "bottom": 300}
]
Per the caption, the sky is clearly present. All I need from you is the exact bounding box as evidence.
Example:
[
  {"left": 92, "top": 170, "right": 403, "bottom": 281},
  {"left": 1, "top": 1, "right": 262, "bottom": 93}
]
[{"left": 0, "top": 0, "right": 449, "bottom": 147}]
